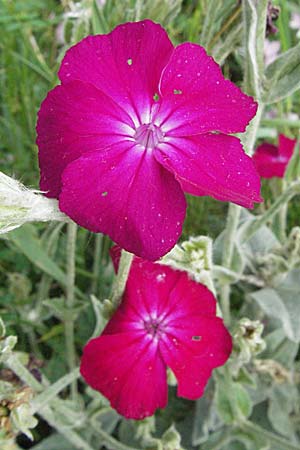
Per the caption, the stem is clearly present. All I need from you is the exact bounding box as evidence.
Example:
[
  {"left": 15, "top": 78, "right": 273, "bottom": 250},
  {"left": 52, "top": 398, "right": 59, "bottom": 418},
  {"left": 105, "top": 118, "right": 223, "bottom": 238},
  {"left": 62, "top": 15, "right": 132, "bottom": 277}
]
[
  {"left": 275, "top": 202, "right": 288, "bottom": 243},
  {"left": 91, "top": 233, "right": 103, "bottom": 295},
  {"left": 6, "top": 353, "right": 93, "bottom": 450},
  {"left": 241, "top": 103, "right": 264, "bottom": 156},
  {"left": 219, "top": 100, "right": 263, "bottom": 324},
  {"left": 261, "top": 118, "right": 300, "bottom": 128},
  {"left": 241, "top": 420, "right": 300, "bottom": 450},
  {"left": 207, "top": 5, "right": 242, "bottom": 52},
  {"left": 42, "top": 405, "right": 95, "bottom": 450},
  {"left": 220, "top": 204, "right": 242, "bottom": 324},
  {"left": 111, "top": 249, "right": 134, "bottom": 309},
  {"left": 91, "top": 420, "right": 140, "bottom": 450},
  {"left": 6, "top": 352, "right": 43, "bottom": 392},
  {"left": 222, "top": 204, "right": 242, "bottom": 269},
  {"left": 65, "top": 222, "right": 78, "bottom": 401},
  {"left": 240, "top": 180, "right": 300, "bottom": 243},
  {"left": 31, "top": 368, "right": 80, "bottom": 414}
]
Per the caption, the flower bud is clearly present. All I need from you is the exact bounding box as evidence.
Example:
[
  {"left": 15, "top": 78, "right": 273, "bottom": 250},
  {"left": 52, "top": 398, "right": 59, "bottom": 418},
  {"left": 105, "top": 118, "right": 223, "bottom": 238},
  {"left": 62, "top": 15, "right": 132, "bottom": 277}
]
[{"left": 0, "top": 171, "right": 67, "bottom": 235}]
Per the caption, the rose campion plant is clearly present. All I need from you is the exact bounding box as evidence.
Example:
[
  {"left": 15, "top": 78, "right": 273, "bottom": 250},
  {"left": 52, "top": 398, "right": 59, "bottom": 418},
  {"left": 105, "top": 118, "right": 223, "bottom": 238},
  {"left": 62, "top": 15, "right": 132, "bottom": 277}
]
[
  {"left": 80, "top": 249, "right": 232, "bottom": 419},
  {"left": 253, "top": 134, "right": 297, "bottom": 178},
  {"left": 37, "top": 20, "right": 261, "bottom": 260}
]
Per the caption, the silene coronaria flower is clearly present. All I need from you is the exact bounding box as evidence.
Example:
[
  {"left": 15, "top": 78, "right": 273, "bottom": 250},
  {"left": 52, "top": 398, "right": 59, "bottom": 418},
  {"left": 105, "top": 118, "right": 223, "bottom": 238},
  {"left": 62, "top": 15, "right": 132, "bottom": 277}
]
[
  {"left": 37, "top": 20, "right": 261, "bottom": 260},
  {"left": 253, "top": 134, "right": 297, "bottom": 178},
  {"left": 80, "top": 249, "right": 232, "bottom": 419}
]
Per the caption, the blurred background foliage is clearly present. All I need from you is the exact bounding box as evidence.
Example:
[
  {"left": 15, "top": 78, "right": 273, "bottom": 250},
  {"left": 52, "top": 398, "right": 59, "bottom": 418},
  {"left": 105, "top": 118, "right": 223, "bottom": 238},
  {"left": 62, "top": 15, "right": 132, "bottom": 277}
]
[{"left": 0, "top": 0, "right": 300, "bottom": 449}]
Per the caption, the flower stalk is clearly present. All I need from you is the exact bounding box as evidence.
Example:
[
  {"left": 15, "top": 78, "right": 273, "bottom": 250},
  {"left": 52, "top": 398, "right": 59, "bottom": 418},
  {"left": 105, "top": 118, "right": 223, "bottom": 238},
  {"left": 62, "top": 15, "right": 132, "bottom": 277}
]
[
  {"left": 110, "top": 249, "right": 134, "bottom": 310},
  {"left": 65, "top": 222, "right": 78, "bottom": 401},
  {"left": 240, "top": 180, "right": 300, "bottom": 243}
]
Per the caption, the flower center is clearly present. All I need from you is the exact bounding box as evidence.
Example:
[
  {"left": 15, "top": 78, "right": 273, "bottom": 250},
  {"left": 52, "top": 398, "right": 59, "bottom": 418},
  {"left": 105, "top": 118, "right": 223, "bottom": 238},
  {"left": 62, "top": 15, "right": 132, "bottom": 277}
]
[
  {"left": 134, "top": 123, "right": 164, "bottom": 150},
  {"left": 144, "top": 317, "right": 165, "bottom": 339}
]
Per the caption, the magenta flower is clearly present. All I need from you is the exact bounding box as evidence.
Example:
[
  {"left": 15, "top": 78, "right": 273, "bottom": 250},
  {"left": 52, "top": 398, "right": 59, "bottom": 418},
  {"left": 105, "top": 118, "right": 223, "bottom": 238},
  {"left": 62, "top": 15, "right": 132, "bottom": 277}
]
[
  {"left": 37, "top": 20, "right": 261, "bottom": 260},
  {"left": 80, "top": 251, "right": 232, "bottom": 419},
  {"left": 253, "top": 134, "right": 297, "bottom": 178}
]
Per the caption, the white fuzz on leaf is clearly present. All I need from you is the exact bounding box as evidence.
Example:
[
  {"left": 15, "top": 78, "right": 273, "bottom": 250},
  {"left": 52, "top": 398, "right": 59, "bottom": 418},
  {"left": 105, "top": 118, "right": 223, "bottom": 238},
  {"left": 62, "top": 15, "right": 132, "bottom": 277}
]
[{"left": 0, "top": 171, "right": 68, "bottom": 234}]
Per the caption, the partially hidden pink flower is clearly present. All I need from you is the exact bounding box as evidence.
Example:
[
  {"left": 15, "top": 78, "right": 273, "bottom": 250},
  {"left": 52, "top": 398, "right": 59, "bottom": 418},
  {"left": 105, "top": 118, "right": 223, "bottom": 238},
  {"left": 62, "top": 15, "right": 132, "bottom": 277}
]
[
  {"left": 37, "top": 20, "right": 262, "bottom": 260},
  {"left": 253, "top": 134, "right": 297, "bottom": 178},
  {"left": 80, "top": 249, "right": 232, "bottom": 419}
]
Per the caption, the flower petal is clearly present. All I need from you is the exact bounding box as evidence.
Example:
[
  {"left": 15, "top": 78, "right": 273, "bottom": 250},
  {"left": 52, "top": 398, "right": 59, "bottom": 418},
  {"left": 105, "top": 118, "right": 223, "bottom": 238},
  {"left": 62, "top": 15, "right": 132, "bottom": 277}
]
[
  {"left": 37, "top": 81, "right": 134, "bottom": 197},
  {"left": 160, "top": 317, "right": 232, "bottom": 399},
  {"left": 59, "top": 20, "right": 173, "bottom": 125},
  {"left": 154, "top": 134, "right": 262, "bottom": 208},
  {"left": 59, "top": 148, "right": 186, "bottom": 260},
  {"left": 108, "top": 253, "right": 217, "bottom": 323},
  {"left": 253, "top": 142, "right": 286, "bottom": 178},
  {"left": 80, "top": 333, "right": 167, "bottom": 419},
  {"left": 155, "top": 43, "right": 257, "bottom": 136},
  {"left": 279, "top": 134, "right": 296, "bottom": 158}
]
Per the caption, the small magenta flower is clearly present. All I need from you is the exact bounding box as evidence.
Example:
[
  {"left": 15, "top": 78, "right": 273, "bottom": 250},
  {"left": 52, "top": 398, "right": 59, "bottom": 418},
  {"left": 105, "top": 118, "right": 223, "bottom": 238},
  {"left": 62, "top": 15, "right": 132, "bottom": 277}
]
[
  {"left": 253, "top": 134, "right": 297, "bottom": 178},
  {"left": 37, "top": 20, "right": 261, "bottom": 260},
  {"left": 80, "top": 250, "right": 232, "bottom": 419}
]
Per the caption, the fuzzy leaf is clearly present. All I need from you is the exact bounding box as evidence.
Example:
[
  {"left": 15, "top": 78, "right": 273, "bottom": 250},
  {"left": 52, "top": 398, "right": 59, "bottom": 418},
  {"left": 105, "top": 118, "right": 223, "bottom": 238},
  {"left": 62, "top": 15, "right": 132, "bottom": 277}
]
[
  {"left": 216, "top": 378, "right": 252, "bottom": 424},
  {"left": 250, "top": 271, "right": 300, "bottom": 342},
  {"left": 263, "top": 43, "right": 300, "bottom": 103},
  {"left": 242, "top": 0, "right": 268, "bottom": 98},
  {"left": 268, "top": 384, "right": 298, "bottom": 438}
]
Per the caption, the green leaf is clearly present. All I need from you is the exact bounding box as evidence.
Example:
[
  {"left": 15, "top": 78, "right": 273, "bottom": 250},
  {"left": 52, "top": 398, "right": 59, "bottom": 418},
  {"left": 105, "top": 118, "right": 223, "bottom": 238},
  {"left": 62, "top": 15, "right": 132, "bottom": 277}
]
[
  {"left": 242, "top": 0, "right": 268, "bottom": 98},
  {"left": 7, "top": 224, "right": 67, "bottom": 286},
  {"left": 250, "top": 272, "right": 300, "bottom": 343},
  {"left": 262, "top": 328, "right": 298, "bottom": 368},
  {"left": 263, "top": 42, "right": 300, "bottom": 103},
  {"left": 215, "top": 377, "right": 253, "bottom": 424},
  {"left": 32, "top": 434, "right": 75, "bottom": 450},
  {"left": 192, "top": 380, "right": 219, "bottom": 445},
  {"left": 268, "top": 384, "right": 298, "bottom": 438},
  {"left": 230, "top": 427, "right": 270, "bottom": 450}
]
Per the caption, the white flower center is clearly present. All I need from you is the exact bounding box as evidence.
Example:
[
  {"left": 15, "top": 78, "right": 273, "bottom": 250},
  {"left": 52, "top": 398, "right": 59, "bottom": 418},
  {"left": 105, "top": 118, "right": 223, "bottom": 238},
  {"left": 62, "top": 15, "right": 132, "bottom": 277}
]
[
  {"left": 134, "top": 123, "right": 164, "bottom": 150},
  {"left": 143, "top": 317, "right": 165, "bottom": 339}
]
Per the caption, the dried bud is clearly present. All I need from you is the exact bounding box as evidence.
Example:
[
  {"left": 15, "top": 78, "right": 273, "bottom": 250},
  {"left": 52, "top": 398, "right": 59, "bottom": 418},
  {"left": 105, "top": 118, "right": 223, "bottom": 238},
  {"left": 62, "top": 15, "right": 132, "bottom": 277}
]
[
  {"left": 266, "top": 1, "right": 280, "bottom": 35},
  {"left": 233, "top": 318, "right": 266, "bottom": 369}
]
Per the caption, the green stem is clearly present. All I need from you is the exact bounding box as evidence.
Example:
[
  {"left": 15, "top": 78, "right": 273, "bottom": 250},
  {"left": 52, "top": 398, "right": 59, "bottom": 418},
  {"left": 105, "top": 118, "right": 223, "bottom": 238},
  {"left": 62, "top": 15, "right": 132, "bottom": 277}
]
[
  {"left": 261, "top": 118, "right": 300, "bottom": 128},
  {"left": 240, "top": 180, "right": 300, "bottom": 243},
  {"left": 91, "top": 420, "right": 140, "bottom": 450},
  {"left": 220, "top": 204, "right": 242, "bottom": 324},
  {"left": 222, "top": 204, "right": 242, "bottom": 269},
  {"left": 241, "top": 103, "right": 264, "bottom": 155},
  {"left": 276, "top": 201, "right": 288, "bottom": 243},
  {"left": 65, "top": 222, "right": 78, "bottom": 401},
  {"left": 6, "top": 352, "right": 43, "bottom": 392},
  {"left": 241, "top": 420, "right": 300, "bottom": 450},
  {"left": 6, "top": 353, "right": 94, "bottom": 450},
  {"left": 111, "top": 249, "right": 134, "bottom": 309},
  {"left": 91, "top": 233, "right": 103, "bottom": 295},
  {"left": 219, "top": 98, "right": 263, "bottom": 325},
  {"left": 207, "top": 5, "right": 242, "bottom": 52},
  {"left": 31, "top": 368, "right": 80, "bottom": 414},
  {"left": 42, "top": 405, "right": 95, "bottom": 450}
]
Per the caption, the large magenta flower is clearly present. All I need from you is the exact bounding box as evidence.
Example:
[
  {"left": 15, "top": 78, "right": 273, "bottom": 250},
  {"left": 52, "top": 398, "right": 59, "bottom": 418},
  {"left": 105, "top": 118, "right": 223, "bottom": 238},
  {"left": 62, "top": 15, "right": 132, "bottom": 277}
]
[
  {"left": 37, "top": 20, "right": 261, "bottom": 260},
  {"left": 253, "top": 134, "right": 297, "bottom": 178},
  {"left": 80, "top": 251, "right": 232, "bottom": 419}
]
